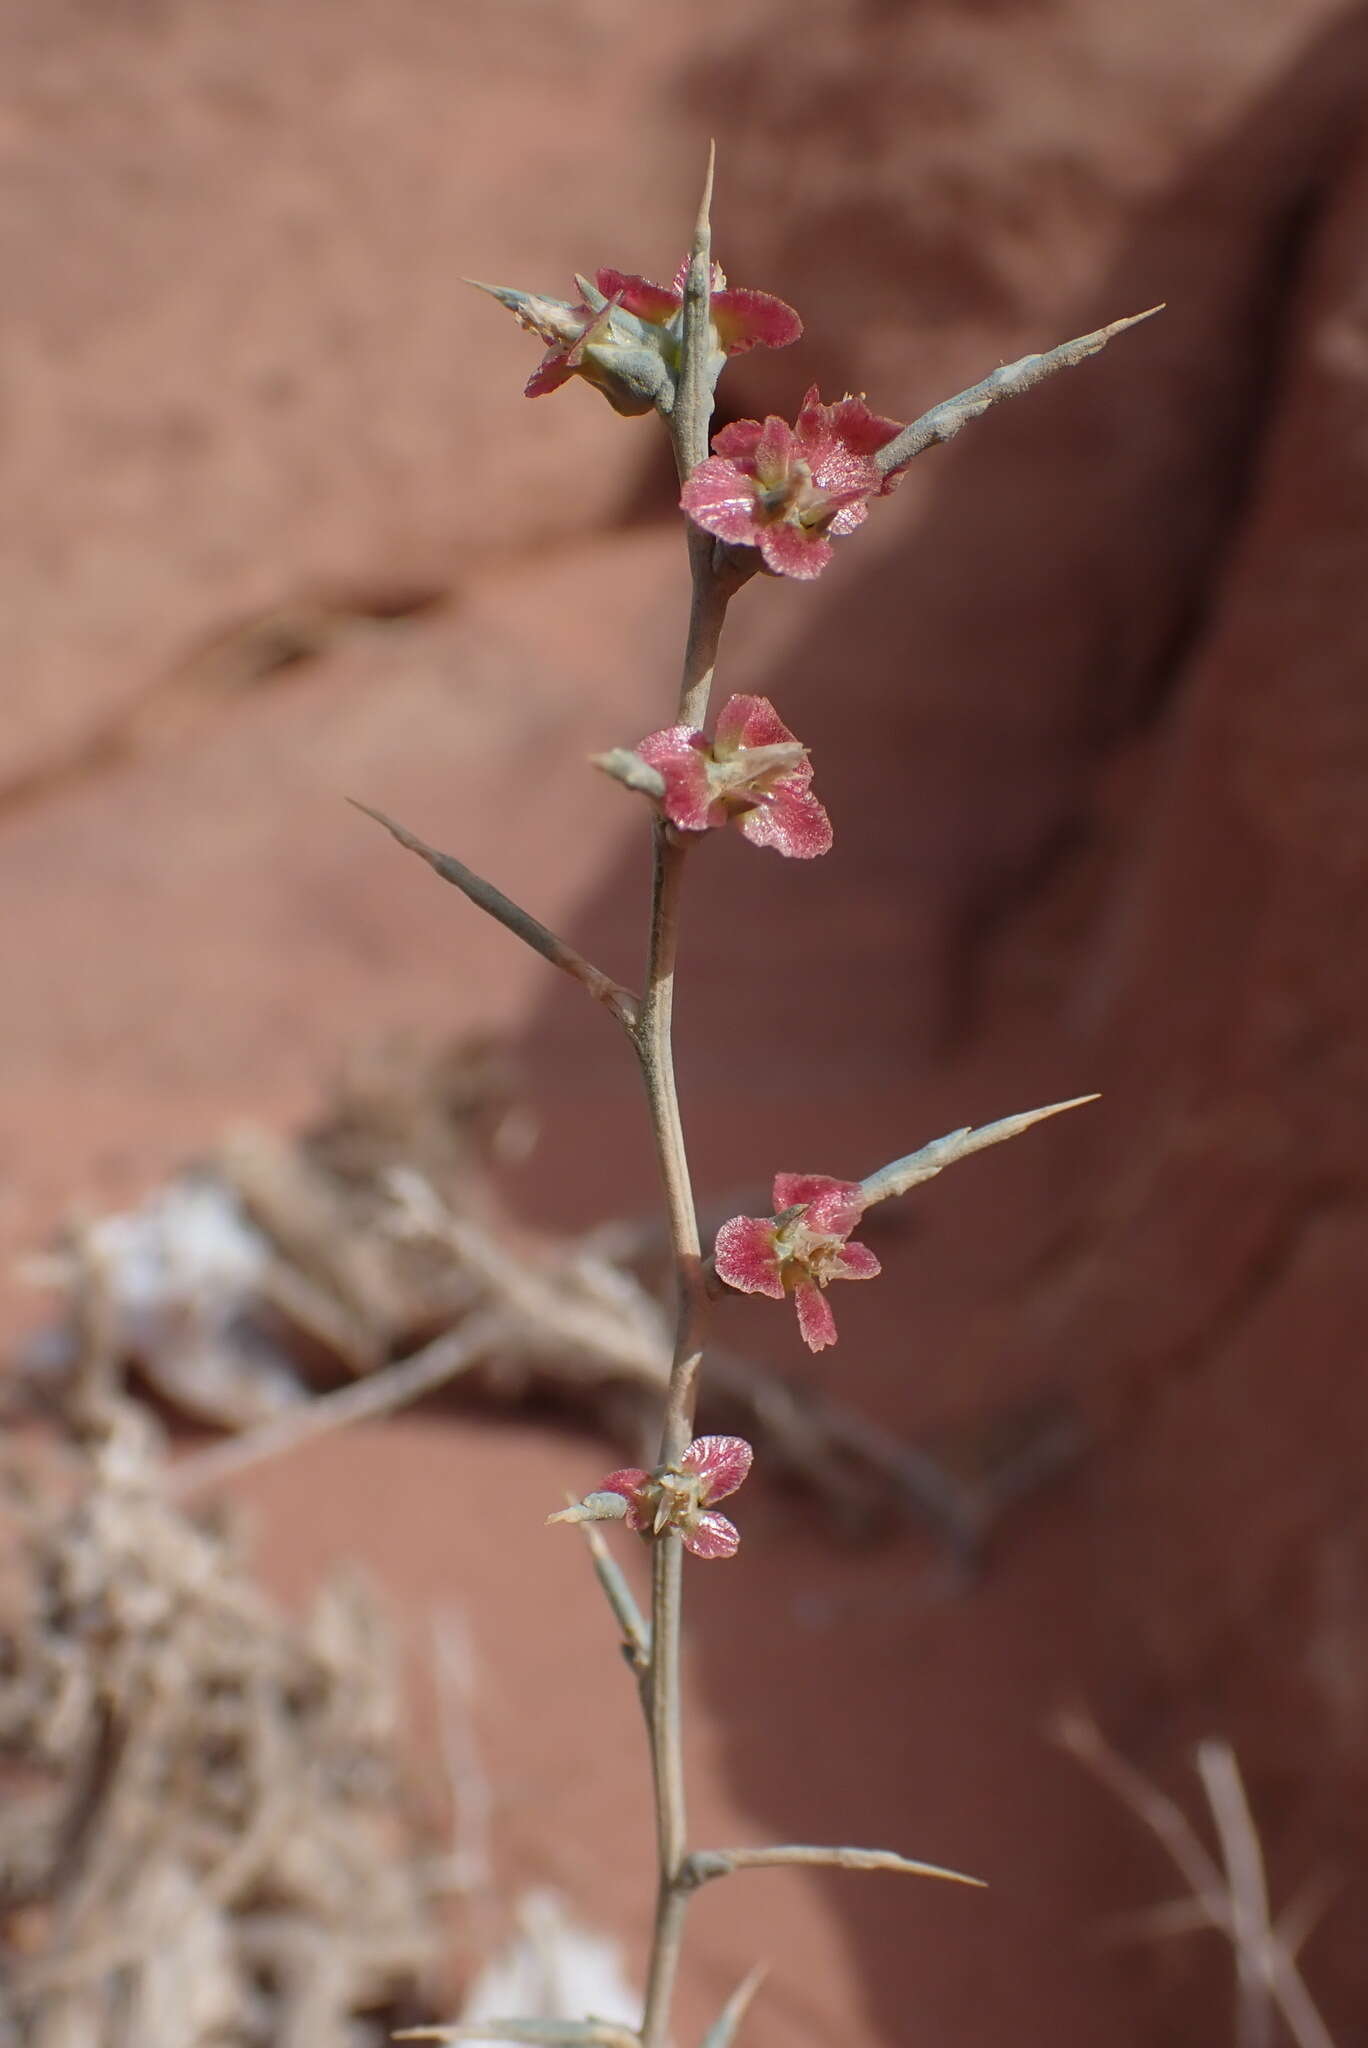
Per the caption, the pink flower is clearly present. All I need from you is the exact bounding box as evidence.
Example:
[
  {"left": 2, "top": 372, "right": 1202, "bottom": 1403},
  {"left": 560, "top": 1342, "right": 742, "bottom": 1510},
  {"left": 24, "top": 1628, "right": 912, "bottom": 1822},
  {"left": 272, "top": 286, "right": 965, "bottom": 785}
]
[
  {"left": 595, "top": 258, "right": 802, "bottom": 358},
  {"left": 682, "top": 386, "right": 906, "bottom": 580},
  {"left": 628, "top": 693, "right": 831, "bottom": 858},
  {"left": 471, "top": 261, "right": 799, "bottom": 418},
  {"left": 714, "top": 1174, "right": 881, "bottom": 1352},
  {"left": 520, "top": 287, "right": 638, "bottom": 406},
  {"left": 548, "top": 1435, "right": 754, "bottom": 1559},
  {"left": 474, "top": 280, "right": 667, "bottom": 417}
]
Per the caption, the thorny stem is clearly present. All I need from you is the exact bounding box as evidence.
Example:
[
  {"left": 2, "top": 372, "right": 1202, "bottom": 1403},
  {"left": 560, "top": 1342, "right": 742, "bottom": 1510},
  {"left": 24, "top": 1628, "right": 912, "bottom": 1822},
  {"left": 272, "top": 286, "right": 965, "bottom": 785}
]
[
  {"left": 872, "top": 305, "right": 1164, "bottom": 476},
  {"left": 352, "top": 146, "right": 734, "bottom": 2028},
  {"left": 637, "top": 824, "right": 707, "bottom": 1467},
  {"left": 626, "top": 147, "right": 1044, "bottom": 2048},
  {"left": 647, "top": 1559, "right": 693, "bottom": 1725},
  {"left": 640, "top": 1533, "right": 689, "bottom": 2042},
  {"left": 357, "top": 156, "right": 1159, "bottom": 2048},
  {"left": 350, "top": 800, "right": 638, "bottom": 1031},
  {"left": 633, "top": 145, "right": 728, "bottom": 2048},
  {"left": 677, "top": 533, "right": 737, "bottom": 730},
  {"left": 670, "top": 141, "right": 717, "bottom": 483},
  {"left": 683, "top": 1844, "right": 983, "bottom": 1888}
]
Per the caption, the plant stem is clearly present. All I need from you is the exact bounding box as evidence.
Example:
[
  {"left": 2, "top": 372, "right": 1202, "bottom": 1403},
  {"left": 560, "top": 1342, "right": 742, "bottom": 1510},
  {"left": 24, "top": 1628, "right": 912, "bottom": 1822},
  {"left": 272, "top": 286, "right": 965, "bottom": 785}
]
[
  {"left": 872, "top": 304, "right": 1164, "bottom": 476},
  {"left": 678, "top": 534, "right": 744, "bottom": 731},
  {"left": 670, "top": 141, "right": 716, "bottom": 482},
  {"left": 636, "top": 145, "right": 745, "bottom": 2048},
  {"left": 637, "top": 824, "right": 708, "bottom": 1465},
  {"left": 350, "top": 800, "right": 638, "bottom": 1030},
  {"left": 636, "top": 393, "right": 732, "bottom": 2048},
  {"left": 632, "top": 748, "right": 715, "bottom": 2048},
  {"left": 639, "top": 1534, "right": 689, "bottom": 2048}
]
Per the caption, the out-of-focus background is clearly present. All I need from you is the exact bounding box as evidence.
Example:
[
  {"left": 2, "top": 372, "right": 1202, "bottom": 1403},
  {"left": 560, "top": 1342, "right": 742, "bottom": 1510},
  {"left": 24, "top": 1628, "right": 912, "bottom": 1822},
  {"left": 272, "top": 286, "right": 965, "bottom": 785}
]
[{"left": 3, "top": 2, "right": 1368, "bottom": 2043}]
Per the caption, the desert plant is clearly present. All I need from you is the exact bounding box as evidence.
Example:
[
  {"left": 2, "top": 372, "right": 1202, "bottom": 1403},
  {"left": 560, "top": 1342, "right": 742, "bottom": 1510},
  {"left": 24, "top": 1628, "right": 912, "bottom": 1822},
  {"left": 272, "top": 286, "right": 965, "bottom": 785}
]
[{"left": 355, "top": 151, "right": 1159, "bottom": 2048}]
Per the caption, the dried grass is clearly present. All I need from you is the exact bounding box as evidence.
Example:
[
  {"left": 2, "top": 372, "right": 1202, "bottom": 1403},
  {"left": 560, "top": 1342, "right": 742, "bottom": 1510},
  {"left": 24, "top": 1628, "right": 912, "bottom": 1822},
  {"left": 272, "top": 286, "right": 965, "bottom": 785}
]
[{"left": 0, "top": 1402, "right": 439, "bottom": 2047}]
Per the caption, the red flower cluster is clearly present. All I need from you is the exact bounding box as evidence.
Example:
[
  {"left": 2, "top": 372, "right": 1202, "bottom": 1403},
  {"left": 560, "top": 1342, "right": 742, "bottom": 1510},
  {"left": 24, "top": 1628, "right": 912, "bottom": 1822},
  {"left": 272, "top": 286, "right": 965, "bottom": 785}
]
[
  {"left": 479, "top": 250, "right": 923, "bottom": 577},
  {"left": 477, "top": 258, "right": 800, "bottom": 417},
  {"left": 629, "top": 693, "right": 831, "bottom": 858},
  {"left": 682, "top": 386, "right": 907, "bottom": 580},
  {"left": 549, "top": 1435, "right": 754, "bottom": 1560},
  {"left": 714, "top": 1174, "right": 880, "bottom": 1352},
  {"left": 597, "top": 258, "right": 801, "bottom": 358}
]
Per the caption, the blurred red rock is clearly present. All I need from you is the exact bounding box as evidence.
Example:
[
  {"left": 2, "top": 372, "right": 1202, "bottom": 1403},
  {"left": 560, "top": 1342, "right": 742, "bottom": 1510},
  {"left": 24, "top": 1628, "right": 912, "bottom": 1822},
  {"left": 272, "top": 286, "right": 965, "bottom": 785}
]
[{"left": 3, "top": 2, "right": 1367, "bottom": 2042}]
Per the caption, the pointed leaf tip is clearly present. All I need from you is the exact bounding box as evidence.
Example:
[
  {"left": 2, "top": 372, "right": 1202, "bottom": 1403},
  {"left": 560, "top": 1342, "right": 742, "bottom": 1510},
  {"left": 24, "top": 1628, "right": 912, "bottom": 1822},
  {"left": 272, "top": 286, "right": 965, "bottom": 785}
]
[
  {"left": 859, "top": 1092, "right": 1099, "bottom": 1206},
  {"left": 695, "top": 139, "right": 717, "bottom": 245},
  {"left": 462, "top": 276, "right": 520, "bottom": 307},
  {"left": 686, "top": 1842, "right": 986, "bottom": 1888}
]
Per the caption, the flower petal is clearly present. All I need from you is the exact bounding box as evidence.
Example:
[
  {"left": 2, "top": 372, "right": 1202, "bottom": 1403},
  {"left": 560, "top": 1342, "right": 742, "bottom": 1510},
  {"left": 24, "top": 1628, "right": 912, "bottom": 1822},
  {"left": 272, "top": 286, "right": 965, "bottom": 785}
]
[
  {"left": 681, "top": 457, "right": 765, "bottom": 548},
  {"left": 682, "top": 1434, "right": 753, "bottom": 1501},
  {"left": 524, "top": 350, "right": 576, "bottom": 398},
  {"left": 740, "top": 782, "right": 832, "bottom": 859},
  {"left": 826, "top": 494, "right": 873, "bottom": 538},
  {"left": 772, "top": 1175, "right": 864, "bottom": 1233},
  {"left": 598, "top": 1467, "right": 651, "bottom": 1532},
  {"left": 805, "top": 1182, "right": 867, "bottom": 1236},
  {"left": 685, "top": 1511, "right": 741, "bottom": 1560},
  {"left": 756, "top": 520, "right": 832, "bottom": 580},
  {"left": 752, "top": 414, "right": 798, "bottom": 492},
  {"left": 794, "top": 1281, "right": 838, "bottom": 1353},
  {"left": 595, "top": 267, "right": 681, "bottom": 327},
  {"left": 804, "top": 437, "right": 880, "bottom": 503},
  {"left": 710, "top": 417, "right": 765, "bottom": 466},
  {"left": 712, "top": 693, "right": 796, "bottom": 755},
  {"left": 834, "top": 1239, "right": 882, "bottom": 1281},
  {"left": 793, "top": 383, "right": 826, "bottom": 436},
  {"left": 825, "top": 392, "right": 905, "bottom": 463},
  {"left": 711, "top": 286, "right": 803, "bottom": 355},
  {"left": 636, "top": 724, "right": 723, "bottom": 831},
  {"left": 598, "top": 1467, "right": 650, "bottom": 1499},
  {"left": 793, "top": 386, "right": 885, "bottom": 500},
  {"left": 714, "top": 1215, "right": 785, "bottom": 1298}
]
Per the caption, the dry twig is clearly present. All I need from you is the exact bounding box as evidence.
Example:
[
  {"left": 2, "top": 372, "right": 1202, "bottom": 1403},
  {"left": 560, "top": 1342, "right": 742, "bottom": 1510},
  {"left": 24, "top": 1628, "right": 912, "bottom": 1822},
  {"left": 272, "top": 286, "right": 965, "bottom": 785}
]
[{"left": 1054, "top": 1713, "right": 1336, "bottom": 2048}]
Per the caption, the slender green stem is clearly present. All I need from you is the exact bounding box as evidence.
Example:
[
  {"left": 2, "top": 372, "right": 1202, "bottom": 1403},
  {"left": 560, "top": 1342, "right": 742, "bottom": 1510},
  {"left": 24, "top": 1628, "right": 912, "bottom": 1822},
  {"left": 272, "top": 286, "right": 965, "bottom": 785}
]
[
  {"left": 633, "top": 817, "right": 708, "bottom": 2048},
  {"left": 648, "top": 1540, "right": 687, "bottom": 1867},
  {"left": 640, "top": 1883, "right": 689, "bottom": 2048},
  {"left": 639, "top": 1533, "right": 688, "bottom": 2048},
  {"left": 635, "top": 145, "right": 736, "bottom": 2048},
  {"left": 636, "top": 825, "right": 708, "bottom": 1465},
  {"left": 678, "top": 535, "right": 744, "bottom": 731}
]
